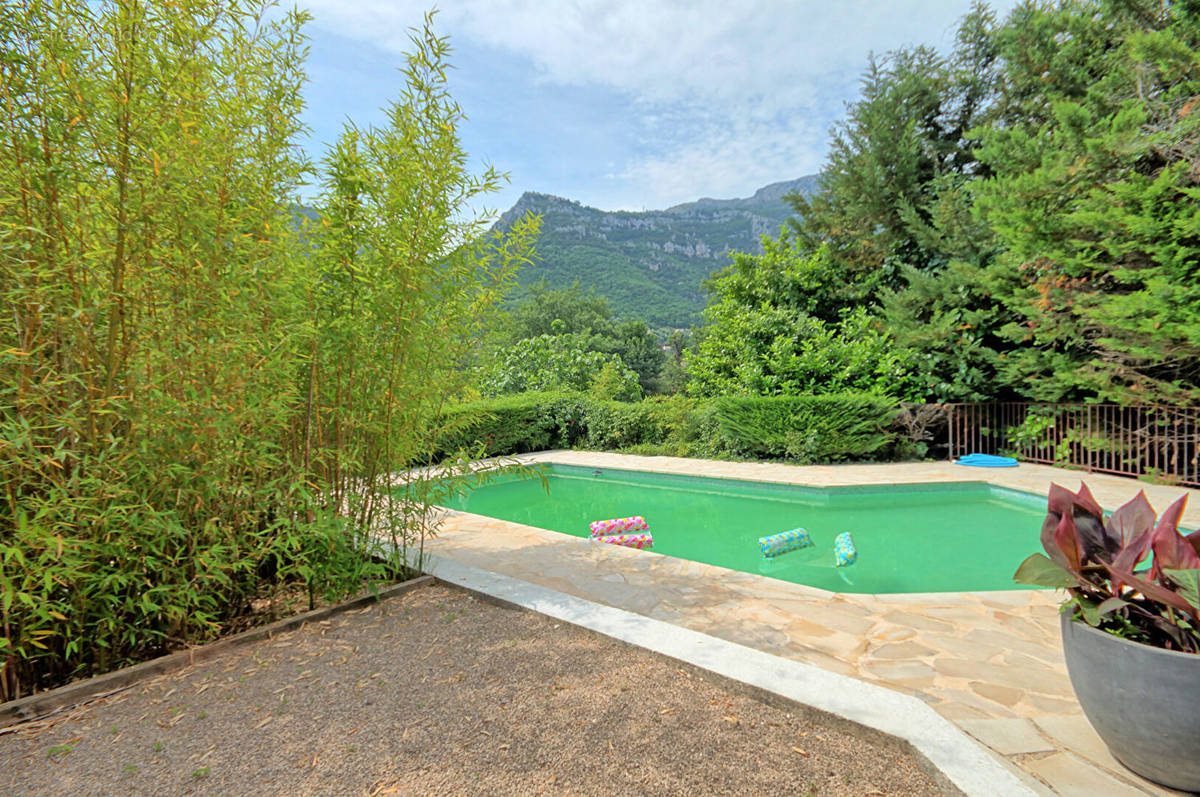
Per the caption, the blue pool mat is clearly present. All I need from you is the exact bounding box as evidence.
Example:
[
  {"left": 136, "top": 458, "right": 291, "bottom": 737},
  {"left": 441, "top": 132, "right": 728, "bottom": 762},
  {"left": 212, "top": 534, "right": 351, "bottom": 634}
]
[{"left": 955, "top": 453, "right": 1019, "bottom": 468}]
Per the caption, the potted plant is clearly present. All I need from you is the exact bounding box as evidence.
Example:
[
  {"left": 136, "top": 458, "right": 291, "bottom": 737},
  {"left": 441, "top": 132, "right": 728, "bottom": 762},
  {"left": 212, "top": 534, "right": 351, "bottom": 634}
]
[{"left": 1014, "top": 483, "right": 1200, "bottom": 791}]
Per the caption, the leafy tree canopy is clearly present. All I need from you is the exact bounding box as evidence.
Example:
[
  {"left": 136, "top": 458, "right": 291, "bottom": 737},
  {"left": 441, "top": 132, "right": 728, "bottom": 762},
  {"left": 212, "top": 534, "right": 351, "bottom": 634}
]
[
  {"left": 491, "top": 280, "right": 613, "bottom": 342},
  {"left": 685, "top": 239, "right": 923, "bottom": 400},
  {"left": 487, "top": 280, "right": 666, "bottom": 393},
  {"left": 479, "top": 334, "right": 642, "bottom": 401}
]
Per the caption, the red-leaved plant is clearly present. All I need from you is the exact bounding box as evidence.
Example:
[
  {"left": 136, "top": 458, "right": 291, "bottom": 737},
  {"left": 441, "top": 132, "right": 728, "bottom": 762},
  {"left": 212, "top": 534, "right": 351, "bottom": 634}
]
[{"left": 1014, "top": 483, "right": 1200, "bottom": 653}]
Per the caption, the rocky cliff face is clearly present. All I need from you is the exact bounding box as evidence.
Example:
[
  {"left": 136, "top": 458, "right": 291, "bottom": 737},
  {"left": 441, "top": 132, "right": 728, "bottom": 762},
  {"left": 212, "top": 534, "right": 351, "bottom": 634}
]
[{"left": 495, "top": 175, "right": 819, "bottom": 328}]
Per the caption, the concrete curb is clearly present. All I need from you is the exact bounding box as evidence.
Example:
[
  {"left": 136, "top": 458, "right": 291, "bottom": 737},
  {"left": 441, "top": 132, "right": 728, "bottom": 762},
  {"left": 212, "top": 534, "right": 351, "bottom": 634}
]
[
  {"left": 0, "top": 575, "right": 433, "bottom": 729},
  {"left": 418, "top": 552, "right": 1037, "bottom": 797}
]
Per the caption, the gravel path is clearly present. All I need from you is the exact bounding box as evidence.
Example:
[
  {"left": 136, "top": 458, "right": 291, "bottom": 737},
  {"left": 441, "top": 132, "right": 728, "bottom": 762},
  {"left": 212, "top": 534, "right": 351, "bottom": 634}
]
[{"left": 1, "top": 584, "right": 939, "bottom": 795}]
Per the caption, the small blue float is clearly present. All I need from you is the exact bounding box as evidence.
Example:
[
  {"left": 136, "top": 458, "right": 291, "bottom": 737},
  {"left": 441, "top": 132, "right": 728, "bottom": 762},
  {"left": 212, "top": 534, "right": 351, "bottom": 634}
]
[{"left": 955, "top": 453, "right": 1018, "bottom": 468}]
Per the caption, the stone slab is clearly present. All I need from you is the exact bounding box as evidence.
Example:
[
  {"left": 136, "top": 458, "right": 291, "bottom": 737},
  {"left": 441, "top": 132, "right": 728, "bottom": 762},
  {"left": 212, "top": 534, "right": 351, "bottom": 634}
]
[
  {"left": 1023, "top": 752, "right": 1156, "bottom": 797},
  {"left": 956, "top": 718, "right": 1057, "bottom": 756},
  {"left": 1032, "top": 714, "right": 1131, "bottom": 780}
]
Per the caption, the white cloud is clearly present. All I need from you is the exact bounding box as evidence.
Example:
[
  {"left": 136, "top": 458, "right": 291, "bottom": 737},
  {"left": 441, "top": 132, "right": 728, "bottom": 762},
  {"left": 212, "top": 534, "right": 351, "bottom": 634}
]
[
  {"left": 301, "top": 1, "right": 1017, "bottom": 209},
  {"left": 612, "top": 113, "right": 829, "bottom": 211},
  {"left": 305, "top": 1, "right": 973, "bottom": 105}
]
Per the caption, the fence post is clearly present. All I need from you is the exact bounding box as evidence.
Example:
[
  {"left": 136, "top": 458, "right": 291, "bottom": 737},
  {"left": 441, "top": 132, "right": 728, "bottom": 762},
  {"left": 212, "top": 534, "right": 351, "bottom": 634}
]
[{"left": 947, "top": 404, "right": 956, "bottom": 462}]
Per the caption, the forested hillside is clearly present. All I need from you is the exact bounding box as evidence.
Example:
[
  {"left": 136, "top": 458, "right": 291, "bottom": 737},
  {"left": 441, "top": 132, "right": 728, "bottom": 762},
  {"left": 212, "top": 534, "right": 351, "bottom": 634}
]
[{"left": 493, "top": 176, "right": 818, "bottom": 328}]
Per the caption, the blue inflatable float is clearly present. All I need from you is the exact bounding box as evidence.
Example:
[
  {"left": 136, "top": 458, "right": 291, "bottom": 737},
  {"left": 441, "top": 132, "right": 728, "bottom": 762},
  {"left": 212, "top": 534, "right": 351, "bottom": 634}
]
[{"left": 955, "top": 453, "right": 1018, "bottom": 468}]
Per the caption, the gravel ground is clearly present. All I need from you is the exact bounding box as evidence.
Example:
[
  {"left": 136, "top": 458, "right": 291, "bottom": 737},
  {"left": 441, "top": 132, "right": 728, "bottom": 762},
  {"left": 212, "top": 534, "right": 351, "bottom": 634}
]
[{"left": 1, "top": 584, "right": 939, "bottom": 796}]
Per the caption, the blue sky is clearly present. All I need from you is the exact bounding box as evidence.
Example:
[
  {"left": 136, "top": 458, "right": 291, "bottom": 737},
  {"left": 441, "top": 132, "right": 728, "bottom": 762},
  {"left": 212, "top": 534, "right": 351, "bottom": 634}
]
[{"left": 297, "top": 1, "right": 1021, "bottom": 215}]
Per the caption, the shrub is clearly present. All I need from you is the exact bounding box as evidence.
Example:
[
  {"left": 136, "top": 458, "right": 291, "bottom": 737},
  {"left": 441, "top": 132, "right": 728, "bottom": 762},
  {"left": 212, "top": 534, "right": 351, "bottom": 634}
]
[
  {"left": 888, "top": 402, "right": 950, "bottom": 460},
  {"left": 585, "top": 401, "right": 663, "bottom": 449},
  {"left": 684, "top": 240, "right": 924, "bottom": 401},
  {"left": 431, "top": 393, "right": 692, "bottom": 459},
  {"left": 584, "top": 394, "right": 704, "bottom": 450},
  {"left": 712, "top": 394, "right": 900, "bottom": 462},
  {"left": 541, "top": 393, "right": 597, "bottom": 448}
]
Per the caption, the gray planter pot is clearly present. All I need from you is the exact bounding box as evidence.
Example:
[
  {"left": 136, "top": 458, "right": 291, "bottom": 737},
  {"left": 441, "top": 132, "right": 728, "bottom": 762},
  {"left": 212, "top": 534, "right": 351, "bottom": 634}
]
[{"left": 1060, "top": 613, "right": 1200, "bottom": 792}]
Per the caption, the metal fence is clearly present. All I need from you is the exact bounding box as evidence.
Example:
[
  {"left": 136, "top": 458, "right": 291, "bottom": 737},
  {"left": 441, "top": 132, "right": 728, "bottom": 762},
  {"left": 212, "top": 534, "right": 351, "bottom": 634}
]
[{"left": 946, "top": 402, "right": 1200, "bottom": 487}]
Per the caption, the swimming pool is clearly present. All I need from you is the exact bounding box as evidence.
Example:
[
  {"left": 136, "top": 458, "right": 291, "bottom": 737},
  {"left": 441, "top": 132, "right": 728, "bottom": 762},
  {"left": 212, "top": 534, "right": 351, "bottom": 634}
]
[{"left": 440, "top": 464, "right": 1046, "bottom": 594}]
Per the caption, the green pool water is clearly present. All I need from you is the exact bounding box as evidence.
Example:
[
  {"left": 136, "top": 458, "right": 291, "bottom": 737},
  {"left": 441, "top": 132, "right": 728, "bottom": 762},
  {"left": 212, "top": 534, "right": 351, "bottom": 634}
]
[{"left": 442, "top": 464, "right": 1047, "bottom": 594}]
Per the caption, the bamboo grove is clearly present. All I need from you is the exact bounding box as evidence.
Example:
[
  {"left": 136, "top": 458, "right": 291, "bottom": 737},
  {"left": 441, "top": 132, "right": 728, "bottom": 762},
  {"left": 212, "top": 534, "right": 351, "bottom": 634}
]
[{"left": 0, "top": 2, "right": 537, "bottom": 699}]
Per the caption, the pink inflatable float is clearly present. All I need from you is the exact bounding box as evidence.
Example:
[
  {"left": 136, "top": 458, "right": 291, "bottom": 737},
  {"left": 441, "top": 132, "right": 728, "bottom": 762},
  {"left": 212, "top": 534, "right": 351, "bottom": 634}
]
[
  {"left": 588, "top": 516, "right": 648, "bottom": 537},
  {"left": 595, "top": 533, "right": 654, "bottom": 550}
]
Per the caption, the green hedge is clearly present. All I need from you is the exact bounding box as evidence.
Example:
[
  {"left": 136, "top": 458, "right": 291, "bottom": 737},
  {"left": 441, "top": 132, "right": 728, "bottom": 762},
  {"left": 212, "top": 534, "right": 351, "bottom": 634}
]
[
  {"left": 432, "top": 392, "right": 567, "bottom": 458},
  {"left": 712, "top": 394, "right": 899, "bottom": 462},
  {"left": 432, "top": 391, "right": 903, "bottom": 463},
  {"left": 584, "top": 396, "right": 688, "bottom": 450}
]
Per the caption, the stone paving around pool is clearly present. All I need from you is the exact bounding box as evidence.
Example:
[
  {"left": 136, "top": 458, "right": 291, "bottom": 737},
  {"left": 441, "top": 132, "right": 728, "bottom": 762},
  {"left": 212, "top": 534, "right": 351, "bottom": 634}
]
[{"left": 426, "top": 452, "right": 1200, "bottom": 797}]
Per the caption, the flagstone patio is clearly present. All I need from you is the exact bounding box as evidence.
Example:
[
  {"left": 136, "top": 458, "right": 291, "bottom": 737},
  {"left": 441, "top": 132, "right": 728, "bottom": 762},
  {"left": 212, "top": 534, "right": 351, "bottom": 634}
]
[{"left": 427, "top": 451, "right": 1200, "bottom": 796}]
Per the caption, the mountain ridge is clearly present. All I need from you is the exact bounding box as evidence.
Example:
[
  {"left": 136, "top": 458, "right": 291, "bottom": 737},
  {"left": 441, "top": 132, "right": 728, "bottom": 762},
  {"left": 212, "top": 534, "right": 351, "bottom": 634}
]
[{"left": 495, "top": 174, "right": 819, "bottom": 328}]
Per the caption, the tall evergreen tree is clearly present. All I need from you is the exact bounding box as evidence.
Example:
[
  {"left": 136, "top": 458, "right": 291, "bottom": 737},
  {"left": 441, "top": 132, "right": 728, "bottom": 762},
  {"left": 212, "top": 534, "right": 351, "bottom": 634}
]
[
  {"left": 975, "top": 0, "right": 1200, "bottom": 402},
  {"left": 790, "top": 45, "right": 951, "bottom": 287},
  {"left": 782, "top": 3, "right": 1013, "bottom": 401}
]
